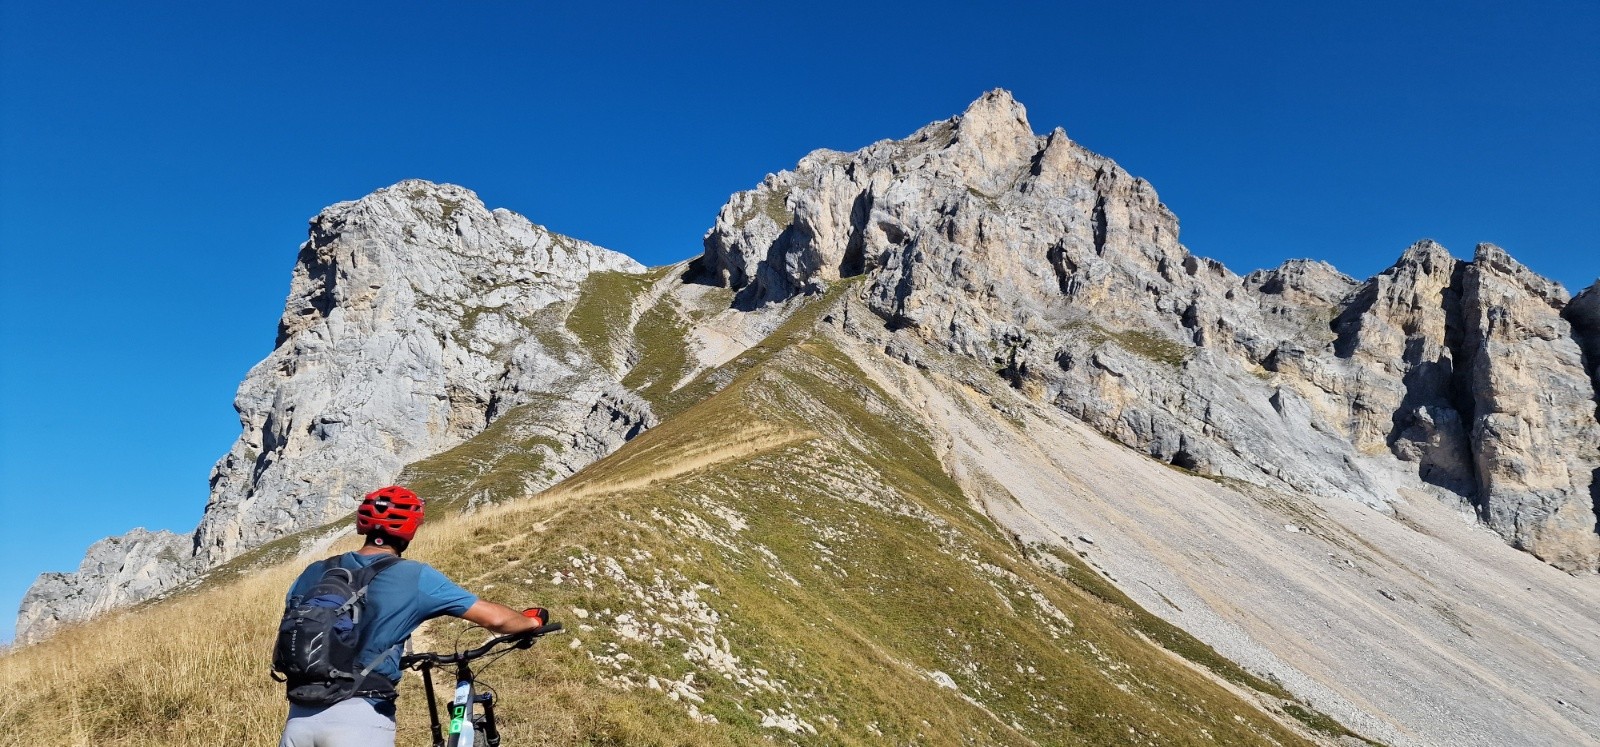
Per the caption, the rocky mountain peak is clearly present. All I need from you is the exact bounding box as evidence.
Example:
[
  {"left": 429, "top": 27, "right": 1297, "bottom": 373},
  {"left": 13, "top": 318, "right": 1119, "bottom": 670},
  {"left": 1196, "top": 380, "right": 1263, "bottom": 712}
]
[
  {"left": 280, "top": 180, "right": 629, "bottom": 341},
  {"left": 15, "top": 528, "right": 190, "bottom": 644},
  {"left": 1471, "top": 241, "right": 1570, "bottom": 307},
  {"left": 202, "top": 179, "right": 648, "bottom": 565},
  {"left": 17, "top": 180, "right": 652, "bottom": 643},
  {"left": 947, "top": 88, "right": 1036, "bottom": 163},
  {"left": 1243, "top": 259, "right": 1355, "bottom": 307},
  {"left": 958, "top": 88, "right": 1029, "bottom": 129},
  {"left": 1394, "top": 238, "right": 1455, "bottom": 269},
  {"left": 697, "top": 92, "right": 1600, "bottom": 572}
]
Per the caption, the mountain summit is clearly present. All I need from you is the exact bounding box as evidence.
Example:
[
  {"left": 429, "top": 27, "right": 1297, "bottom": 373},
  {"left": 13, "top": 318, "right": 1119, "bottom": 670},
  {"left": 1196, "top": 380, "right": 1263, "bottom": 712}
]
[
  {"left": 12, "top": 90, "right": 1599, "bottom": 746},
  {"left": 19, "top": 181, "right": 651, "bottom": 642},
  {"left": 697, "top": 88, "right": 1600, "bottom": 570}
]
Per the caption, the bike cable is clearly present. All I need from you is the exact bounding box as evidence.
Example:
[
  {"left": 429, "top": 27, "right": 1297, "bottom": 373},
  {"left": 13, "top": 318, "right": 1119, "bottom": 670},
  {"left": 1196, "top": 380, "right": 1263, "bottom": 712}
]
[
  {"left": 473, "top": 644, "right": 521, "bottom": 679},
  {"left": 452, "top": 622, "right": 486, "bottom": 654}
]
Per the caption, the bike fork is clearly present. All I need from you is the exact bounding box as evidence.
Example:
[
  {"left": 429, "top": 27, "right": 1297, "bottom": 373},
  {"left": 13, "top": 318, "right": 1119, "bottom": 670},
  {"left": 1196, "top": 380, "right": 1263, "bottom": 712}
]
[
  {"left": 422, "top": 665, "right": 445, "bottom": 747},
  {"left": 476, "top": 691, "right": 501, "bottom": 747}
]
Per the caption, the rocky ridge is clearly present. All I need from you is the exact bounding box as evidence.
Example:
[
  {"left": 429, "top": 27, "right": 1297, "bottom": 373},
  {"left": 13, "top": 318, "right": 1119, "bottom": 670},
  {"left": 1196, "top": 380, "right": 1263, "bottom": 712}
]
[
  {"left": 20, "top": 89, "right": 1599, "bottom": 650},
  {"left": 12, "top": 88, "right": 1600, "bottom": 745},
  {"left": 694, "top": 89, "right": 1600, "bottom": 573},
  {"left": 15, "top": 529, "right": 190, "bottom": 643},
  {"left": 17, "top": 181, "right": 652, "bottom": 643}
]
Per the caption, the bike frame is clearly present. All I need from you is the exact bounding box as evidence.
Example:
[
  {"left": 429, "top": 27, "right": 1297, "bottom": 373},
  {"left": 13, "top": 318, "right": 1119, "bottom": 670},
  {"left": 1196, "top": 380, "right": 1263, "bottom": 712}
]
[{"left": 402, "top": 624, "right": 561, "bottom": 747}]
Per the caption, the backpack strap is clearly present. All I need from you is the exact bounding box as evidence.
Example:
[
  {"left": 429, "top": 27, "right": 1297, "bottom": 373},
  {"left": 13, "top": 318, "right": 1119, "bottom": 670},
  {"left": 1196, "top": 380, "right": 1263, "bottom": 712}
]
[
  {"left": 336, "top": 555, "right": 403, "bottom": 620},
  {"left": 347, "top": 554, "right": 405, "bottom": 699}
]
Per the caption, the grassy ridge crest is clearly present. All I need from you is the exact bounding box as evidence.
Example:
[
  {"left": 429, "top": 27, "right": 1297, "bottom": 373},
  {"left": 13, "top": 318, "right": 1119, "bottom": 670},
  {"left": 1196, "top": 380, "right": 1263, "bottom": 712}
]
[{"left": 0, "top": 283, "right": 1365, "bottom": 746}]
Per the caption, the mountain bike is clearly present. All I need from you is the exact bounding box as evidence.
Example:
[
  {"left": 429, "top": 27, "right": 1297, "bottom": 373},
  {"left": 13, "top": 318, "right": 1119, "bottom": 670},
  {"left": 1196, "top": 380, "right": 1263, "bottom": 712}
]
[{"left": 400, "top": 622, "right": 563, "bottom": 747}]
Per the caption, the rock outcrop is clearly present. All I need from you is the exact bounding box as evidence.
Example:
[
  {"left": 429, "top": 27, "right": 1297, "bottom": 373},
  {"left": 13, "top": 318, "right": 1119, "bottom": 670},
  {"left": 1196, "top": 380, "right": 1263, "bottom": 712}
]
[
  {"left": 698, "top": 90, "right": 1380, "bottom": 499},
  {"left": 194, "top": 181, "right": 647, "bottom": 564},
  {"left": 1564, "top": 282, "right": 1600, "bottom": 396},
  {"left": 694, "top": 89, "right": 1600, "bottom": 572},
  {"left": 18, "top": 181, "right": 652, "bottom": 643},
  {"left": 1460, "top": 245, "right": 1600, "bottom": 567},
  {"left": 15, "top": 529, "right": 191, "bottom": 644},
  {"left": 1319, "top": 240, "right": 1475, "bottom": 489}
]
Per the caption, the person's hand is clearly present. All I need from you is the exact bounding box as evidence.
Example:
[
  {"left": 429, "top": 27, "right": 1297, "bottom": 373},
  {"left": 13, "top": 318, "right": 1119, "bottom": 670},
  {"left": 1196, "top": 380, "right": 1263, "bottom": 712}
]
[{"left": 522, "top": 607, "right": 548, "bottom": 626}]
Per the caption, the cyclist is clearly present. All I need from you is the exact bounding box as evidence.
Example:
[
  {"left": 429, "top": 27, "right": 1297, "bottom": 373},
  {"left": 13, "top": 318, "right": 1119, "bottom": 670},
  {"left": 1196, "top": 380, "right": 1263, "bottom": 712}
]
[{"left": 278, "top": 485, "right": 547, "bottom": 747}]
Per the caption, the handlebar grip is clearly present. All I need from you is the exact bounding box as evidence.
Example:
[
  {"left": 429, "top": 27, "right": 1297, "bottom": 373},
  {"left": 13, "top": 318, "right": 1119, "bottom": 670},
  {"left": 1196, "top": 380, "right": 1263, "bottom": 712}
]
[{"left": 530, "top": 622, "right": 563, "bottom": 636}]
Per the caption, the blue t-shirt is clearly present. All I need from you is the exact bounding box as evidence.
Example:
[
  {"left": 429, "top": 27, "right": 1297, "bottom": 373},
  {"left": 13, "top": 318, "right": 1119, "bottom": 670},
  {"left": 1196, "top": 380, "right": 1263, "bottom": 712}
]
[{"left": 286, "top": 551, "right": 478, "bottom": 690}]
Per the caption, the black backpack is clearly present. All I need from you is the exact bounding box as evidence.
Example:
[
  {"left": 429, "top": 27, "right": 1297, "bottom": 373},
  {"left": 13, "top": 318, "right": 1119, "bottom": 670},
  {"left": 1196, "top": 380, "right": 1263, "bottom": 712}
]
[{"left": 271, "top": 554, "right": 402, "bottom": 705}]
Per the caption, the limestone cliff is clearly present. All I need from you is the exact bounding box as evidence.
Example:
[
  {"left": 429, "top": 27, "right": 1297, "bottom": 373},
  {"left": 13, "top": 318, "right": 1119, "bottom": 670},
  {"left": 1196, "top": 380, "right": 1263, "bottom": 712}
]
[
  {"left": 17, "top": 181, "right": 652, "bottom": 643},
  {"left": 1460, "top": 245, "right": 1600, "bottom": 567},
  {"left": 1565, "top": 282, "right": 1600, "bottom": 395},
  {"left": 694, "top": 89, "right": 1600, "bottom": 572},
  {"left": 15, "top": 529, "right": 190, "bottom": 643},
  {"left": 194, "top": 180, "right": 648, "bottom": 565}
]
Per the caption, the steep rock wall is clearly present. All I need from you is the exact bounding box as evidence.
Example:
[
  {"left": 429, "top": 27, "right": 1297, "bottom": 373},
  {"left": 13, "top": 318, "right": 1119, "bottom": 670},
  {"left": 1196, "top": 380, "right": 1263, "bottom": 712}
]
[
  {"left": 18, "top": 181, "right": 652, "bottom": 643},
  {"left": 1460, "top": 246, "right": 1600, "bottom": 567},
  {"left": 694, "top": 89, "right": 1600, "bottom": 572}
]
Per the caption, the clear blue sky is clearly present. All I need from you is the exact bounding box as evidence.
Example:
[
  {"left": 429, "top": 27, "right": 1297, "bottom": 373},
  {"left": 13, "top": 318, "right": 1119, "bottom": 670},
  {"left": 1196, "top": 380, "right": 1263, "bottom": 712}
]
[{"left": 1, "top": 2, "right": 1595, "bottom": 642}]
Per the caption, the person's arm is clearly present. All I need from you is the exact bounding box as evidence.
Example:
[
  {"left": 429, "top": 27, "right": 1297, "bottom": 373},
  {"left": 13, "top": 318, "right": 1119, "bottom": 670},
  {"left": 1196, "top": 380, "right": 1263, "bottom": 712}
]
[
  {"left": 460, "top": 600, "right": 545, "bottom": 635},
  {"left": 413, "top": 561, "right": 547, "bottom": 634}
]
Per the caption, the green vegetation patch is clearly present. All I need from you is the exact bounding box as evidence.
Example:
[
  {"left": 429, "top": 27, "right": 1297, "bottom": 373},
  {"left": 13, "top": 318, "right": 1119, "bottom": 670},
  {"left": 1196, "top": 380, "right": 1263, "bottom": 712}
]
[
  {"left": 760, "top": 187, "right": 793, "bottom": 227},
  {"left": 565, "top": 270, "right": 660, "bottom": 374},
  {"left": 620, "top": 296, "right": 694, "bottom": 408},
  {"left": 735, "top": 185, "right": 792, "bottom": 230},
  {"left": 439, "top": 197, "right": 462, "bottom": 223},
  {"left": 1035, "top": 545, "right": 1291, "bottom": 700},
  {"left": 1283, "top": 703, "right": 1382, "bottom": 745},
  {"left": 1108, "top": 329, "right": 1189, "bottom": 368},
  {"left": 1061, "top": 321, "right": 1191, "bottom": 369},
  {"left": 655, "top": 277, "right": 863, "bottom": 421},
  {"left": 399, "top": 397, "right": 568, "bottom": 512}
]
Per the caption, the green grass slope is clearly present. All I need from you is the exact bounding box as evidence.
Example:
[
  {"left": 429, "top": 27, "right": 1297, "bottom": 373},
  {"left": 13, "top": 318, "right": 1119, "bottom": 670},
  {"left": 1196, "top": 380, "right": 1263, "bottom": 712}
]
[
  {"left": 0, "top": 283, "right": 1366, "bottom": 746},
  {"left": 397, "top": 283, "right": 1355, "bottom": 745}
]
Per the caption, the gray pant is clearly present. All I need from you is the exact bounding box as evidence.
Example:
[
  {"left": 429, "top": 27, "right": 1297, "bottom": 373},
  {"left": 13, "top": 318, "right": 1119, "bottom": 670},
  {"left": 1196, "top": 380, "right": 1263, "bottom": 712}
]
[{"left": 279, "top": 698, "right": 397, "bottom": 747}]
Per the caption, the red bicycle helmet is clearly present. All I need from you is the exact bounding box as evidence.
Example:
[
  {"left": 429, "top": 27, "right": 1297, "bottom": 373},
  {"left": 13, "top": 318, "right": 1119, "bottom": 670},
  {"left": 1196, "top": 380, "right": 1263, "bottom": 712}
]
[{"left": 357, "top": 485, "right": 425, "bottom": 542}]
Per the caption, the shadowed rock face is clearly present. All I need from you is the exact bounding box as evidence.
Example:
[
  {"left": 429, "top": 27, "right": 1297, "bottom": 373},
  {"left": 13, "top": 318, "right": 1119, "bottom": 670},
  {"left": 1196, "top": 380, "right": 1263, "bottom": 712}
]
[
  {"left": 1327, "top": 240, "right": 1470, "bottom": 477},
  {"left": 1566, "top": 282, "right": 1600, "bottom": 538},
  {"left": 695, "top": 89, "right": 1600, "bottom": 573},
  {"left": 1564, "top": 282, "right": 1600, "bottom": 418},
  {"left": 18, "top": 181, "right": 653, "bottom": 644}
]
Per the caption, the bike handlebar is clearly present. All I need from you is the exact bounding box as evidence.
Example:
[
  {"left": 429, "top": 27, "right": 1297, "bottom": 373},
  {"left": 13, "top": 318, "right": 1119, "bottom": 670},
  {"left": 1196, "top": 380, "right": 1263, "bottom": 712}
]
[{"left": 401, "top": 622, "right": 564, "bottom": 669}]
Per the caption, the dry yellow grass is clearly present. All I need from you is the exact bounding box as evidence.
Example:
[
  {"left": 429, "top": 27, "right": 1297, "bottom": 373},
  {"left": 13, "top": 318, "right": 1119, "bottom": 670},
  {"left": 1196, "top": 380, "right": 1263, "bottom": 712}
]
[
  {"left": 0, "top": 503, "right": 742, "bottom": 747},
  {"left": 0, "top": 561, "right": 305, "bottom": 746}
]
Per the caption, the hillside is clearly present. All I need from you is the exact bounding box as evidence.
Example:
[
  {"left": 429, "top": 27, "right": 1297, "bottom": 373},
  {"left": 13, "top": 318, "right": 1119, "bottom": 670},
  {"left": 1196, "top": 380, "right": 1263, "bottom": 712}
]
[
  {"left": 8, "top": 89, "right": 1600, "bottom": 746},
  {"left": 0, "top": 282, "right": 1365, "bottom": 746}
]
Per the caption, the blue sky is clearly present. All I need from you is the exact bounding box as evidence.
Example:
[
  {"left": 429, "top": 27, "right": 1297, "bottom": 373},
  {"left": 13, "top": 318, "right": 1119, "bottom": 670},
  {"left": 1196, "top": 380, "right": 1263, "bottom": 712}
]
[{"left": 1, "top": 1, "right": 1595, "bottom": 642}]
